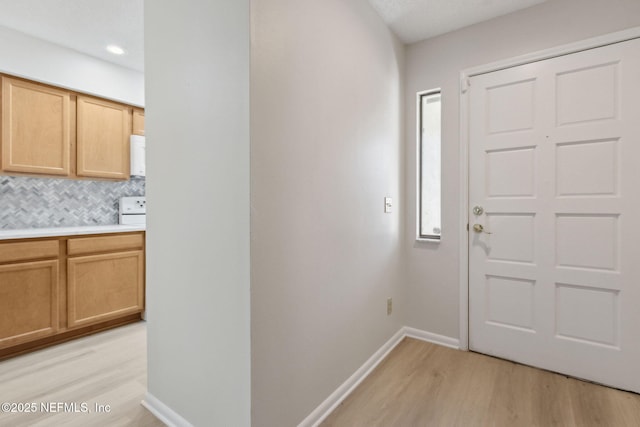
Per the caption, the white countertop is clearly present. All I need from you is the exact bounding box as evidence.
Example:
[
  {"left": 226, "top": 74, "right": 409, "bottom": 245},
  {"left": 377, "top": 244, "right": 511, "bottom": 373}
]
[{"left": 0, "top": 224, "right": 146, "bottom": 241}]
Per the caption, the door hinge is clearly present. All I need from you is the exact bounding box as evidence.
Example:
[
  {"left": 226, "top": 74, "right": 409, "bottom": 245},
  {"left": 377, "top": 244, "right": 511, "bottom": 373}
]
[
  {"left": 466, "top": 223, "right": 469, "bottom": 231},
  {"left": 461, "top": 75, "right": 470, "bottom": 94}
]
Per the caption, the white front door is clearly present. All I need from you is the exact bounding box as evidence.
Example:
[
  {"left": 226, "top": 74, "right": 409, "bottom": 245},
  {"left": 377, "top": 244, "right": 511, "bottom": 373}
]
[{"left": 468, "top": 38, "right": 640, "bottom": 393}]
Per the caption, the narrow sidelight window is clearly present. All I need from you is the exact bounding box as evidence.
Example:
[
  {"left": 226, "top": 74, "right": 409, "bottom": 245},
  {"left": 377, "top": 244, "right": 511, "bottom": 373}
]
[{"left": 417, "top": 90, "right": 441, "bottom": 240}]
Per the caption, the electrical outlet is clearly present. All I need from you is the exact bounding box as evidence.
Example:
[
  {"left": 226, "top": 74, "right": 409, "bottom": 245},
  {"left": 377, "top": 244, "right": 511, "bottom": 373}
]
[{"left": 387, "top": 298, "right": 392, "bottom": 315}]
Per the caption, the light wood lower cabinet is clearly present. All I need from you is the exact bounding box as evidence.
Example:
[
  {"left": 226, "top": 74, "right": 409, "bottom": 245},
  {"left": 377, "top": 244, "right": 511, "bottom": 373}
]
[
  {"left": 0, "top": 260, "right": 59, "bottom": 349},
  {"left": 68, "top": 251, "right": 144, "bottom": 328},
  {"left": 66, "top": 233, "right": 144, "bottom": 330},
  {"left": 0, "top": 232, "right": 144, "bottom": 357}
]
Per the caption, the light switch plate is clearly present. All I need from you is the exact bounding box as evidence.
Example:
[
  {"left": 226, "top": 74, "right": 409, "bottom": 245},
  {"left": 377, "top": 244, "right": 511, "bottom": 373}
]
[{"left": 384, "top": 197, "right": 392, "bottom": 213}]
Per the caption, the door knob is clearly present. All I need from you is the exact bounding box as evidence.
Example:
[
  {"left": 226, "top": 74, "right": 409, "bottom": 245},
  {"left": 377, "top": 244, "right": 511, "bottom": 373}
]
[{"left": 473, "top": 224, "right": 492, "bottom": 234}]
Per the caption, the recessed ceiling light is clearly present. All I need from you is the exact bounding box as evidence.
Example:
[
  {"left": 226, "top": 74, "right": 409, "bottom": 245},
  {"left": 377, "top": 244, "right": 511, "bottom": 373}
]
[{"left": 106, "top": 45, "right": 125, "bottom": 55}]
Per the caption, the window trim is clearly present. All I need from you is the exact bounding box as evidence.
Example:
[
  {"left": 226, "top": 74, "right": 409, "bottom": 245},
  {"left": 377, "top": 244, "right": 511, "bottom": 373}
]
[{"left": 416, "top": 88, "right": 442, "bottom": 242}]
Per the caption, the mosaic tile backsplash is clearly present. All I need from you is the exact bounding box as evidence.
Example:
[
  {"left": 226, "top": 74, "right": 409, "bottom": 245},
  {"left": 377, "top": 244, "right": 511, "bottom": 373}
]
[{"left": 0, "top": 176, "right": 145, "bottom": 229}]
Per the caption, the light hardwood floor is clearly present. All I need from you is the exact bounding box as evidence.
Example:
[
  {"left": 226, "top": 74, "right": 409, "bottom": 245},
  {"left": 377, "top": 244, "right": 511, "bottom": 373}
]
[
  {"left": 322, "top": 338, "right": 640, "bottom": 427},
  {"left": 0, "top": 321, "right": 164, "bottom": 427}
]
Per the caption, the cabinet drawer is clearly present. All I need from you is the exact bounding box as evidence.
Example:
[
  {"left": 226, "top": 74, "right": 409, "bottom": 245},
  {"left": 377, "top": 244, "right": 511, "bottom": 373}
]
[
  {"left": 0, "top": 240, "right": 59, "bottom": 264},
  {"left": 67, "top": 233, "right": 143, "bottom": 256}
]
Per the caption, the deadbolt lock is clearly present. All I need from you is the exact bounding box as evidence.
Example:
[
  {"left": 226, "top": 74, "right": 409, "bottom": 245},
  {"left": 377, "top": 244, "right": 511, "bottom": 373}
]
[{"left": 472, "top": 206, "right": 484, "bottom": 215}]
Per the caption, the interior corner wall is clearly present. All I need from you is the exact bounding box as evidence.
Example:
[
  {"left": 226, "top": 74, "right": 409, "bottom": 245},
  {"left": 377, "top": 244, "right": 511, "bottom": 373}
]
[
  {"left": 144, "top": 0, "right": 250, "bottom": 426},
  {"left": 250, "top": 0, "right": 405, "bottom": 425},
  {"left": 404, "top": 0, "right": 640, "bottom": 338},
  {"left": 0, "top": 25, "right": 144, "bottom": 106}
]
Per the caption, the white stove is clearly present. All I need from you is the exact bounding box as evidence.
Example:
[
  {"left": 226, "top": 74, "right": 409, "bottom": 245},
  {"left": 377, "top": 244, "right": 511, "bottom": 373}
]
[{"left": 119, "top": 197, "right": 146, "bottom": 225}]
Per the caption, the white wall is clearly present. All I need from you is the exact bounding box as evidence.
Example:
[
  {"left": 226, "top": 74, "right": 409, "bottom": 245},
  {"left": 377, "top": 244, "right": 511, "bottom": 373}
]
[
  {"left": 250, "top": 1, "right": 404, "bottom": 425},
  {"left": 144, "top": 0, "right": 250, "bottom": 426},
  {"left": 0, "top": 25, "right": 144, "bottom": 106},
  {"left": 404, "top": 0, "right": 640, "bottom": 338}
]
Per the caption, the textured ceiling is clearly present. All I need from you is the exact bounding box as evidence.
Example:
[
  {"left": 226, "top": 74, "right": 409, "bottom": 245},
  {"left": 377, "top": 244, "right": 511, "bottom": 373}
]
[
  {"left": 368, "top": 0, "right": 547, "bottom": 44},
  {"left": 0, "top": 0, "right": 143, "bottom": 71}
]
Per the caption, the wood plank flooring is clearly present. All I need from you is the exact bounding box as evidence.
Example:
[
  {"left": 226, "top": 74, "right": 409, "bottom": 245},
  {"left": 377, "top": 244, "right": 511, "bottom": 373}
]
[
  {"left": 4, "top": 327, "right": 639, "bottom": 426},
  {"left": 0, "top": 321, "right": 164, "bottom": 427},
  {"left": 321, "top": 338, "right": 640, "bottom": 427}
]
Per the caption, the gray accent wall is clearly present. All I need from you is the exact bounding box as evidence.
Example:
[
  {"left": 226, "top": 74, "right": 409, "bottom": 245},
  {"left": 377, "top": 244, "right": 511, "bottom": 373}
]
[
  {"left": 0, "top": 176, "right": 145, "bottom": 229},
  {"left": 250, "top": 1, "right": 404, "bottom": 425}
]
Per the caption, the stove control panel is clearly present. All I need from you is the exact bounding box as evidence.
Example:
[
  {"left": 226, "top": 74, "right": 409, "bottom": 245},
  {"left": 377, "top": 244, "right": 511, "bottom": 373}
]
[{"left": 119, "top": 197, "right": 146, "bottom": 224}]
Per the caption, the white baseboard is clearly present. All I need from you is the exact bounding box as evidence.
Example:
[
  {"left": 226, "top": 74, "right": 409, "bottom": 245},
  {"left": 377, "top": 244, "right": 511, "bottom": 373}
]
[
  {"left": 142, "top": 392, "right": 194, "bottom": 427},
  {"left": 403, "top": 326, "right": 460, "bottom": 349},
  {"left": 297, "top": 327, "right": 406, "bottom": 427},
  {"left": 142, "top": 327, "right": 459, "bottom": 427},
  {"left": 297, "top": 326, "right": 460, "bottom": 427}
]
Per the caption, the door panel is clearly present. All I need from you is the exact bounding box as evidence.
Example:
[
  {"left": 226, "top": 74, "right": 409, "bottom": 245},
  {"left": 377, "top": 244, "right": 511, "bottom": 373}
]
[
  {"left": 67, "top": 250, "right": 144, "bottom": 328},
  {"left": 1, "top": 77, "right": 71, "bottom": 175},
  {"left": 76, "top": 96, "right": 131, "bottom": 179},
  {"left": 0, "top": 260, "right": 59, "bottom": 348},
  {"left": 469, "top": 38, "right": 640, "bottom": 393},
  {"left": 132, "top": 108, "right": 145, "bottom": 136}
]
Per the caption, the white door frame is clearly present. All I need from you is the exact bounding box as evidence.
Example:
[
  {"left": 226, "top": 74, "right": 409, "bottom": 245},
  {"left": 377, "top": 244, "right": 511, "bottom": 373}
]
[{"left": 458, "top": 26, "right": 640, "bottom": 351}]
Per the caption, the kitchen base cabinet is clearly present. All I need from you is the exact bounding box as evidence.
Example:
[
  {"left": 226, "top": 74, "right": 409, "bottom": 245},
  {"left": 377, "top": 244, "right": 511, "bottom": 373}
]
[
  {"left": 0, "top": 231, "right": 144, "bottom": 359},
  {"left": 68, "top": 251, "right": 144, "bottom": 328},
  {"left": 0, "top": 260, "right": 59, "bottom": 349}
]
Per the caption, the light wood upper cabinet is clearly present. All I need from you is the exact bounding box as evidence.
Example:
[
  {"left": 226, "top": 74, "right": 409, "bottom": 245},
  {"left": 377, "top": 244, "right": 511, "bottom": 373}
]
[
  {"left": 0, "top": 74, "right": 140, "bottom": 181},
  {"left": 76, "top": 96, "right": 131, "bottom": 179},
  {"left": 1, "top": 77, "right": 71, "bottom": 176},
  {"left": 132, "top": 108, "right": 145, "bottom": 136}
]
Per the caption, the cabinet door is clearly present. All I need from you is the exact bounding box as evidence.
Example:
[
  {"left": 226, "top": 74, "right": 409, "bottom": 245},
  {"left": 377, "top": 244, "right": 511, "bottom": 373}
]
[
  {"left": 132, "top": 108, "right": 145, "bottom": 136},
  {"left": 0, "top": 260, "right": 59, "bottom": 349},
  {"left": 76, "top": 96, "right": 131, "bottom": 179},
  {"left": 67, "top": 251, "right": 144, "bottom": 328},
  {"left": 1, "top": 77, "right": 71, "bottom": 176}
]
